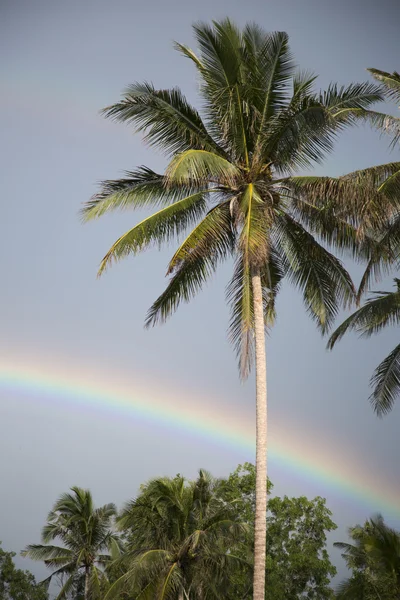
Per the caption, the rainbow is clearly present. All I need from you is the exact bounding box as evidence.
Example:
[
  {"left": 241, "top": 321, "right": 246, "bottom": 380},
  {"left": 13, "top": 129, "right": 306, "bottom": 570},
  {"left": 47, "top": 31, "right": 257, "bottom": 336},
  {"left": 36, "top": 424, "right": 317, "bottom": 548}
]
[{"left": 1, "top": 359, "right": 399, "bottom": 518}]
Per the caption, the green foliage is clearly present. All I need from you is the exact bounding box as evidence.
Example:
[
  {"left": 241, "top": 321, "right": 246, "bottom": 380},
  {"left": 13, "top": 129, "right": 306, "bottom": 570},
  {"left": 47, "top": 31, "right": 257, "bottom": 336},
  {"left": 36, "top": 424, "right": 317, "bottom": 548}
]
[
  {"left": 0, "top": 543, "right": 48, "bottom": 600},
  {"left": 334, "top": 515, "right": 400, "bottom": 599},
  {"left": 23, "top": 465, "right": 340, "bottom": 599},
  {"left": 219, "top": 462, "right": 273, "bottom": 524},
  {"left": 218, "top": 464, "right": 337, "bottom": 599},
  {"left": 316, "top": 66, "right": 400, "bottom": 416},
  {"left": 82, "top": 19, "right": 382, "bottom": 378},
  {"left": 23, "top": 487, "right": 122, "bottom": 600},
  {"left": 265, "top": 496, "right": 336, "bottom": 599},
  {"left": 107, "top": 469, "right": 248, "bottom": 600}
]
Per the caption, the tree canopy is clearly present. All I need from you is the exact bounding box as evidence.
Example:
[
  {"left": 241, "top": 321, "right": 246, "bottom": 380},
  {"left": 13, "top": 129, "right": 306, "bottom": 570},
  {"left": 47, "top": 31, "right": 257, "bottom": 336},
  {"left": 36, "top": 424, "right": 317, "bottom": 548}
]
[
  {"left": 335, "top": 515, "right": 400, "bottom": 599},
  {"left": 23, "top": 465, "right": 338, "bottom": 599},
  {"left": 23, "top": 487, "right": 122, "bottom": 600},
  {"left": 0, "top": 544, "right": 48, "bottom": 600}
]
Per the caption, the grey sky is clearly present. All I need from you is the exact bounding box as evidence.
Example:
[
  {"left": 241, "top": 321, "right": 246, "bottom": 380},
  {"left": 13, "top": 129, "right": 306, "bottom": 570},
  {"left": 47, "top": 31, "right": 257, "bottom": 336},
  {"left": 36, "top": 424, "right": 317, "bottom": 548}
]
[{"left": 1, "top": 0, "right": 399, "bottom": 588}]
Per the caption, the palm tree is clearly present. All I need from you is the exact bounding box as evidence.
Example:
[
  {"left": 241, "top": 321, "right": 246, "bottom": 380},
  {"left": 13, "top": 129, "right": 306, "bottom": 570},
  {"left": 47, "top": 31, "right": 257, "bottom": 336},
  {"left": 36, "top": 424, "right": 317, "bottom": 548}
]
[
  {"left": 23, "top": 487, "right": 121, "bottom": 600},
  {"left": 284, "top": 68, "right": 400, "bottom": 417},
  {"left": 82, "top": 20, "right": 382, "bottom": 598},
  {"left": 334, "top": 515, "right": 400, "bottom": 599},
  {"left": 107, "top": 470, "right": 248, "bottom": 599},
  {"left": 328, "top": 279, "right": 400, "bottom": 415}
]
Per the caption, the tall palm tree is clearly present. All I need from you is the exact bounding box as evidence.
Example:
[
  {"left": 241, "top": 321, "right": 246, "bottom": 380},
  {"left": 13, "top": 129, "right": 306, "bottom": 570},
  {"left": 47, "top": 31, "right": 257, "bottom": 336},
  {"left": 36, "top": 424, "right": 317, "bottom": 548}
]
[
  {"left": 334, "top": 515, "right": 400, "bottom": 599},
  {"left": 328, "top": 279, "right": 400, "bottom": 415},
  {"left": 82, "top": 20, "right": 382, "bottom": 599},
  {"left": 23, "top": 487, "right": 121, "bottom": 600},
  {"left": 107, "top": 470, "right": 248, "bottom": 599}
]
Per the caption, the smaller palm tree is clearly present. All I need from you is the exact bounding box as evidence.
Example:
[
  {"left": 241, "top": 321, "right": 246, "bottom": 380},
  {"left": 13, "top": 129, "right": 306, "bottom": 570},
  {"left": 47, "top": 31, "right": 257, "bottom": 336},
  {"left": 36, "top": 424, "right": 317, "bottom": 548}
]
[
  {"left": 23, "top": 487, "right": 121, "bottom": 600},
  {"left": 334, "top": 515, "right": 400, "bottom": 599},
  {"left": 328, "top": 278, "right": 400, "bottom": 415},
  {"left": 107, "top": 470, "right": 248, "bottom": 600},
  {"left": 345, "top": 67, "right": 400, "bottom": 299}
]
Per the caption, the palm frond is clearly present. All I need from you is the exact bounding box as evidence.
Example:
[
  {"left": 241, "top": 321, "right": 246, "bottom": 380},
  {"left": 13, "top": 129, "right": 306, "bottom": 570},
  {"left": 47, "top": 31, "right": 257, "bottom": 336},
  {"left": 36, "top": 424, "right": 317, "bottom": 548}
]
[
  {"left": 356, "top": 215, "right": 400, "bottom": 300},
  {"left": 174, "top": 42, "right": 205, "bottom": 71},
  {"left": 335, "top": 574, "right": 366, "bottom": 599},
  {"left": 252, "top": 31, "right": 293, "bottom": 157},
  {"left": 329, "top": 283, "right": 400, "bottom": 348},
  {"left": 226, "top": 255, "right": 254, "bottom": 379},
  {"left": 276, "top": 215, "right": 356, "bottom": 332},
  {"left": 267, "top": 99, "right": 337, "bottom": 171},
  {"left": 81, "top": 167, "right": 194, "bottom": 222},
  {"left": 145, "top": 203, "right": 234, "bottom": 327},
  {"left": 370, "top": 343, "right": 400, "bottom": 416},
  {"left": 54, "top": 573, "right": 77, "bottom": 600},
  {"left": 261, "top": 249, "right": 286, "bottom": 325},
  {"left": 97, "top": 192, "right": 207, "bottom": 275},
  {"left": 342, "top": 161, "right": 400, "bottom": 205},
  {"left": 22, "top": 544, "right": 73, "bottom": 564},
  {"left": 286, "top": 190, "right": 374, "bottom": 262},
  {"left": 353, "top": 109, "right": 400, "bottom": 148},
  {"left": 292, "top": 70, "right": 319, "bottom": 98},
  {"left": 321, "top": 81, "right": 384, "bottom": 120},
  {"left": 90, "top": 566, "right": 110, "bottom": 600},
  {"left": 157, "top": 562, "right": 182, "bottom": 600},
  {"left": 286, "top": 175, "right": 394, "bottom": 233},
  {"left": 102, "top": 82, "right": 223, "bottom": 156},
  {"left": 368, "top": 68, "right": 400, "bottom": 104},
  {"left": 165, "top": 149, "right": 240, "bottom": 186},
  {"left": 191, "top": 19, "right": 250, "bottom": 161},
  {"left": 144, "top": 256, "right": 213, "bottom": 327}
]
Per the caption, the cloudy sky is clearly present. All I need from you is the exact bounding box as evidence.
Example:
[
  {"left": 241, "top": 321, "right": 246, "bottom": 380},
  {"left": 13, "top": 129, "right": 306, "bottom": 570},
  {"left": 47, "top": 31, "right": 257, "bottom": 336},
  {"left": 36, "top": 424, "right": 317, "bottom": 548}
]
[{"left": 1, "top": 0, "right": 399, "bottom": 589}]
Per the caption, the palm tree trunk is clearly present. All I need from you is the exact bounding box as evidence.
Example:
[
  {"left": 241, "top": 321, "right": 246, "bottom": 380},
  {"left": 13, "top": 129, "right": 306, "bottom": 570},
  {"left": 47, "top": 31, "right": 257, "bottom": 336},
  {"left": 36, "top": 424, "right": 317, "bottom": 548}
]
[
  {"left": 251, "top": 268, "right": 267, "bottom": 600},
  {"left": 84, "top": 566, "right": 90, "bottom": 600}
]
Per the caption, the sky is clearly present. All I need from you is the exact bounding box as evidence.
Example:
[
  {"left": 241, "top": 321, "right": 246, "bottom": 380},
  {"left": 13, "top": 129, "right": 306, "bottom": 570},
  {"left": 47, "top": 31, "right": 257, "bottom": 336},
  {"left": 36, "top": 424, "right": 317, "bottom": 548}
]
[{"left": 1, "top": 0, "right": 400, "bottom": 591}]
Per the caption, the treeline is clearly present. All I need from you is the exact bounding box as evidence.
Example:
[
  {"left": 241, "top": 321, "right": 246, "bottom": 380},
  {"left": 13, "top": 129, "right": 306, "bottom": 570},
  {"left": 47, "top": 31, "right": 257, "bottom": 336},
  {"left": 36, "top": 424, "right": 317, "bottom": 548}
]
[{"left": 1, "top": 464, "right": 395, "bottom": 599}]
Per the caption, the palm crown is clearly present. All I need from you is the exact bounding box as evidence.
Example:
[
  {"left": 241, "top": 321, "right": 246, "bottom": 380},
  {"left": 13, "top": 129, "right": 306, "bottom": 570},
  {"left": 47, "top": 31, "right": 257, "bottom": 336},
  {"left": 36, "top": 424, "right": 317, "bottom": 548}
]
[
  {"left": 334, "top": 514, "right": 400, "bottom": 598},
  {"left": 82, "top": 19, "right": 381, "bottom": 377},
  {"left": 107, "top": 470, "right": 247, "bottom": 599},
  {"left": 23, "top": 487, "right": 121, "bottom": 600}
]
